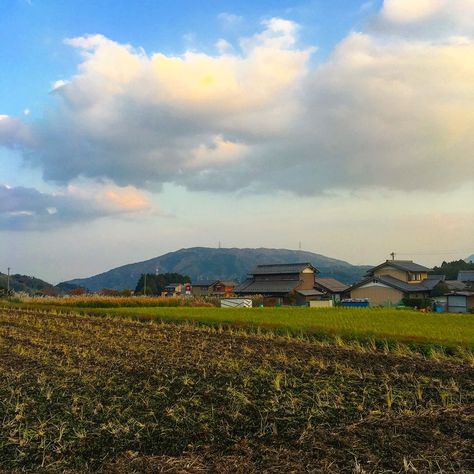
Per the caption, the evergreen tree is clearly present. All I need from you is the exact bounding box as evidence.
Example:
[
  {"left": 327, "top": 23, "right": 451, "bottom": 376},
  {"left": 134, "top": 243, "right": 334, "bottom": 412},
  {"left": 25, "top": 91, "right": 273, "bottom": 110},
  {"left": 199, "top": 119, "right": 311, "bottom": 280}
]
[
  {"left": 431, "top": 259, "right": 474, "bottom": 280},
  {"left": 134, "top": 273, "right": 191, "bottom": 295}
]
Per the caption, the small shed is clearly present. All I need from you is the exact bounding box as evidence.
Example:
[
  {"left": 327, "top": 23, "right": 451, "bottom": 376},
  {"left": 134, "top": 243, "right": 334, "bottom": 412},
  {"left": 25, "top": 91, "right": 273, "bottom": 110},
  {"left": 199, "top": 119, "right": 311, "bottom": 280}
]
[
  {"left": 314, "top": 277, "right": 350, "bottom": 302},
  {"left": 446, "top": 291, "right": 474, "bottom": 313},
  {"left": 295, "top": 289, "right": 325, "bottom": 306}
]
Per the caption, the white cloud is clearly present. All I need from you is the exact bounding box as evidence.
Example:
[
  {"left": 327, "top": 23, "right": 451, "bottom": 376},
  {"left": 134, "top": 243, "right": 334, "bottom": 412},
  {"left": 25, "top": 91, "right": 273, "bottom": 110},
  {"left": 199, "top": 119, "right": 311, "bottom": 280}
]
[
  {"left": 215, "top": 38, "right": 233, "bottom": 54},
  {"left": 0, "top": 182, "right": 153, "bottom": 230},
  {"left": 374, "top": 0, "right": 474, "bottom": 38},
  {"left": 5, "top": 21, "right": 310, "bottom": 189},
  {"left": 50, "top": 79, "right": 68, "bottom": 92},
  {"left": 0, "top": 115, "right": 32, "bottom": 147},
  {"left": 381, "top": 0, "right": 445, "bottom": 22},
  {"left": 241, "top": 18, "right": 300, "bottom": 50},
  {"left": 217, "top": 12, "right": 243, "bottom": 29},
  {"left": 0, "top": 8, "right": 473, "bottom": 197}
]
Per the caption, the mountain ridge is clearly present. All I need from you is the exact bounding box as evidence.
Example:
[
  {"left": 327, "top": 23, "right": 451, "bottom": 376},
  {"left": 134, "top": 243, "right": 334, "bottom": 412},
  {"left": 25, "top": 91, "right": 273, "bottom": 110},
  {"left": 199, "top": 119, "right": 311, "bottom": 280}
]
[
  {"left": 0, "top": 272, "right": 55, "bottom": 295},
  {"left": 63, "top": 247, "right": 372, "bottom": 292}
]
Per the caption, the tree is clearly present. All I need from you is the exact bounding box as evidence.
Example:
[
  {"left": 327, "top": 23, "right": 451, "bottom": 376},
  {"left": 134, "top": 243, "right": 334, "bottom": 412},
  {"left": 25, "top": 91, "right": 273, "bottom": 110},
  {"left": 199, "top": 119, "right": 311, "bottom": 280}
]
[
  {"left": 431, "top": 260, "right": 474, "bottom": 280},
  {"left": 430, "top": 282, "right": 449, "bottom": 297},
  {"left": 69, "top": 287, "right": 86, "bottom": 296},
  {"left": 135, "top": 273, "right": 191, "bottom": 296}
]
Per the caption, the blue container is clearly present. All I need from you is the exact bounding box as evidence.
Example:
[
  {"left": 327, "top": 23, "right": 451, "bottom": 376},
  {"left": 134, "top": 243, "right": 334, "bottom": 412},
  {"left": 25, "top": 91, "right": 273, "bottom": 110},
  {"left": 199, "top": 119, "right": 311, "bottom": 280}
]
[{"left": 341, "top": 299, "right": 369, "bottom": 308}]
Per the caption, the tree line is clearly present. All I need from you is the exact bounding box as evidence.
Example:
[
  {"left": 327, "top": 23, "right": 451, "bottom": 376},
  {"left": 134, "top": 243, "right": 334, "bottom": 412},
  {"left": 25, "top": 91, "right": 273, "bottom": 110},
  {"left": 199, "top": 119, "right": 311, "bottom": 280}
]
[
  {"left": 134, "top": 273, "right": 191, "bottom": 296},
  {"left": 431, "top": 259, "right": 474, "bottom": 280}
]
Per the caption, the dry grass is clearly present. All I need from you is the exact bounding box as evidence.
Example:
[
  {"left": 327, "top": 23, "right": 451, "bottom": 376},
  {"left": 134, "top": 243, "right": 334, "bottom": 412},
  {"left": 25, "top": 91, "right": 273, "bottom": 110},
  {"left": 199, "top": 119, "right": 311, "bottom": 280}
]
[
  {"left": 12, "top": 294, "right": 219, "bottom": 308},
  {"left": 0, "top": 307, "right": 473, "bottom": 472}
]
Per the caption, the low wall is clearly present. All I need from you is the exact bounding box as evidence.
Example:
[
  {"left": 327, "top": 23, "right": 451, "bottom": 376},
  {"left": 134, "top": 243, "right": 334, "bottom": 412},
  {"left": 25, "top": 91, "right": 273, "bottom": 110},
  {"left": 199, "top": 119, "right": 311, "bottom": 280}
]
[{"left": 309, "top": 300, "right": 333, "bottom": 308}]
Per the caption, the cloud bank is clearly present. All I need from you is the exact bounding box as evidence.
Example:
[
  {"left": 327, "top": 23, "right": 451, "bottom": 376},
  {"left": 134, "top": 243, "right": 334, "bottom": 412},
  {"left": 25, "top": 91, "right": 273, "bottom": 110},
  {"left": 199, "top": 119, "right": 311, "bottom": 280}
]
[
  {"left": 0, "top": 184, "right": 152, "bottom": 230},
  {"left": 2, "top": 2, "right": 474, "bottom": 198}
]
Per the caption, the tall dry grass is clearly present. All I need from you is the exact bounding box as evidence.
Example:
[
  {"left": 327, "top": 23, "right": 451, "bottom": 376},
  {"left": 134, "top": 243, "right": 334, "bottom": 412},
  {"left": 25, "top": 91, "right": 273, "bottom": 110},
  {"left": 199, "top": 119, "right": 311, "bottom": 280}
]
[{"left": 14, "top": 294, "right": 220, "bottom": 308}]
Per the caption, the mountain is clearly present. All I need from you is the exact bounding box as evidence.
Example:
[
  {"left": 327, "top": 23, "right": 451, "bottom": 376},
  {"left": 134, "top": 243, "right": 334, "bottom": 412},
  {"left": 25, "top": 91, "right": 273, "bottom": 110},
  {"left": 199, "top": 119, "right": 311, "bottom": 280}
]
[
  {"left": 0, "top": 273, "right": 84, "bottom": 296},
  {"left": 63, "top": 247, "right": 372, "bottom": 292},
  {"left": 0, "top": 272, "right": 55, "bottom": 295},
  {"left": 466, "top": 254, "right": 474, "bottom": 263}
]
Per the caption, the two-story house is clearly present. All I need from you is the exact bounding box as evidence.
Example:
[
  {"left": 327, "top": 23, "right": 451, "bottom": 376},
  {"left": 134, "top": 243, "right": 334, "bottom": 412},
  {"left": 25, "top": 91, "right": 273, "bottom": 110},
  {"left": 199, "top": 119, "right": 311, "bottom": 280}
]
[
  {"left": 234, "top": 263, "right": 321, "bottom": 305},
  {"left": 350, "top": 259, "right": 443, "bottom": 306}
]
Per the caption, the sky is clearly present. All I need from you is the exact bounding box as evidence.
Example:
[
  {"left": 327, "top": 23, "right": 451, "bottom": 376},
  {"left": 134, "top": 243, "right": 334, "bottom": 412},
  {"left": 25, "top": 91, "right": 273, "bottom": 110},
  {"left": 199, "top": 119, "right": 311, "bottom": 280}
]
[{"left": 1, "top": 0, "right": 473, "bottom": 283}]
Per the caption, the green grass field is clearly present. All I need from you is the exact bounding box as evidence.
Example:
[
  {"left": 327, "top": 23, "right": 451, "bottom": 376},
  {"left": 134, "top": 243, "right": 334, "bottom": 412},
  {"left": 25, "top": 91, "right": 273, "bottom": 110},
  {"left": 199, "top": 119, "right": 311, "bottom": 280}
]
[{"left": 9, "top": 303, "right": 474, "bottom": 347}]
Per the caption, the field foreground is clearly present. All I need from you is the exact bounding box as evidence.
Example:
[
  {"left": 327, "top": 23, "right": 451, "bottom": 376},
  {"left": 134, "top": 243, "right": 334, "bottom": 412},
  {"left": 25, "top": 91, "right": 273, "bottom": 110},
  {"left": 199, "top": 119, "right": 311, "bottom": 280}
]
[
  {"left": 9, "top": 303, "right": 474, "bottom": 347},
  {"left": 0, "top": 308, "right": 473, "bottom": 473}
]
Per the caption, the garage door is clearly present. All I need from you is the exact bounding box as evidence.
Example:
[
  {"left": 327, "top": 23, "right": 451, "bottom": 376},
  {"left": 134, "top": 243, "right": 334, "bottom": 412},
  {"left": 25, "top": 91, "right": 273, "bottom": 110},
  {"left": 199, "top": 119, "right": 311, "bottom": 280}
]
[{"left": 448, "top": 296, "right": 467, "bottom": 313}]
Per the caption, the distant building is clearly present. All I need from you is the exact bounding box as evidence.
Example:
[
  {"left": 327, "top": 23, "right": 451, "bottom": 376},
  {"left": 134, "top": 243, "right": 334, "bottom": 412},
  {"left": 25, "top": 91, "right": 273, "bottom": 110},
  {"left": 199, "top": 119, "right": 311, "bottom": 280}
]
[
  {"left": 162, "top": 282, "right": 190, "bottom": 297},
  {"left": 444, "top": 279, "right": 467, "bottom": 292},
  {"left": 191, "top": 280, "right": 218, "bottom": 297},
  {"left": 234, "top": 263, "right": 320, "bottom": 305},
  {"left": 445, "top": 291, "right": 474, "bottom": 313},
  {"left": 314, "top": 277, "right": 350, "bottom": 302},
  {"left": 211, "top": 281, "right": 236, "bottom": 297},
  {"left": 191, "top": 280, "right": 236, "bottom": 297},
  {"left": 441, "top": 271, "right": 474, "bottom": 313},
  {"left": 458, "top": 271, "right": 474, "bottom": 287},
  {"left": 350, "top": 259, "right": 444, "bottom": 306}
]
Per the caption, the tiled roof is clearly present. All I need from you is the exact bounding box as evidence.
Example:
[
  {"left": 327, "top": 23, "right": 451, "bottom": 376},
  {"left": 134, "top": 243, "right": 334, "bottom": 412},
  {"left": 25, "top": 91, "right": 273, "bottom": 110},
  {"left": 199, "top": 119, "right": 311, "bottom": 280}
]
[
  {"left": 296, "top": 289, "right": 324, "bottom": 296},
  {"left": 368, "top": 260, "right": 431, "bottom": 274},
  {"left": 420, "top": 278, "right": 444, "bottom": 290},
  {"left": 192, "top": 280, "right": 218, "bottom": 287},
  {"left": 234, "top": 279, "right": 300, "bottom": 295},
  {"left": 352, "top": 275, "right": 432, "bottom": 293},
  {"left": 314, "top": 277, "right": 350, "bottom": 293},
  {"left": 378, "top": 276, "right": 429, "bottom": 292},
  {"left": 458, "top": 271, "right": 474, "bottom": 282},
  {"left": 427, "top": 274, "right": 446, "bottom": 281},
  {"left": 251, "top": 263, "right": 317, "bottom": 275},
  {"left": 445, "top": 280, "right": 468, "bottom": 291}
]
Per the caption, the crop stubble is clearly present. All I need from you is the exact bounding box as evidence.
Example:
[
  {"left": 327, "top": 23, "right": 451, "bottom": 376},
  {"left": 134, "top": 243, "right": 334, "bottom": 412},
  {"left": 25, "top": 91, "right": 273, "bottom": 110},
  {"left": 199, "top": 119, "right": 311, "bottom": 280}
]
[{"left": 0, "top": 308, "right": 472, "bottom": 473}]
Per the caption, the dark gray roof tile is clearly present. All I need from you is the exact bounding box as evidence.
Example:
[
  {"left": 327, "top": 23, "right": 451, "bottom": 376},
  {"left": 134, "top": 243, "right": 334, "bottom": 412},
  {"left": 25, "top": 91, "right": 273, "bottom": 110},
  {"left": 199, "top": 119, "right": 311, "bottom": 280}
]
[
  {"left": 235, "top": 279, "right": 300, "bottom": 294},
  {"left": 352, "top": 275, "right": 431, "bottom": 293},
  {"left": 314, "top": 277, "right": 350, "bottom": 293},
  {"left": 251, "top": 263, "right": 317, "bottom": 275},
  {"left": 368, "top": 260, "right": 431, "bottom": 274},
  {"left": 458, "top": 271, "right": 474, "bottom": 282},
  {"left": 296, "top": 289, "right": 324, "bottom": 296}
]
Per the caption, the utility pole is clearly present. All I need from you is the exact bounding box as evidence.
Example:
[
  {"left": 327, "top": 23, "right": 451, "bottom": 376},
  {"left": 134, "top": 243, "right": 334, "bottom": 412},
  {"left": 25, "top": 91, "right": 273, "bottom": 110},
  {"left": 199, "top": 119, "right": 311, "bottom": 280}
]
[
  {"left": 390, "top": 252, "right": 396, "bottom": 261},
  {"left": 298, "top": 241, "right": 302, "bottom": 251},
  {"left": 7, "top": 267, "right": 10, "bottom": 295},
  {"left": 143, "top": 273, "right": 147, "bottom": 296}
]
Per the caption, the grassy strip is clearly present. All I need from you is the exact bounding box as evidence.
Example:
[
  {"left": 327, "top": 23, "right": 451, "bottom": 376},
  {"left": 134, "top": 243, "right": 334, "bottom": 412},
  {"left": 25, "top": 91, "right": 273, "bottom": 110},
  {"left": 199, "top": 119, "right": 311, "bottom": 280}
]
[{"left": 5, "top": 302, "right": 474, "bottom": 350}]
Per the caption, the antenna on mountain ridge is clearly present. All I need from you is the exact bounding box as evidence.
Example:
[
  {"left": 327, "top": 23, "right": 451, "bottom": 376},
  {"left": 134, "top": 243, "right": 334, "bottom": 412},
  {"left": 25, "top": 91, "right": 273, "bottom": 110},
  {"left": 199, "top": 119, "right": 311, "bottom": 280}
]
[{"left": 390, "top": 252, "right": 396, "bottom": 261}]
